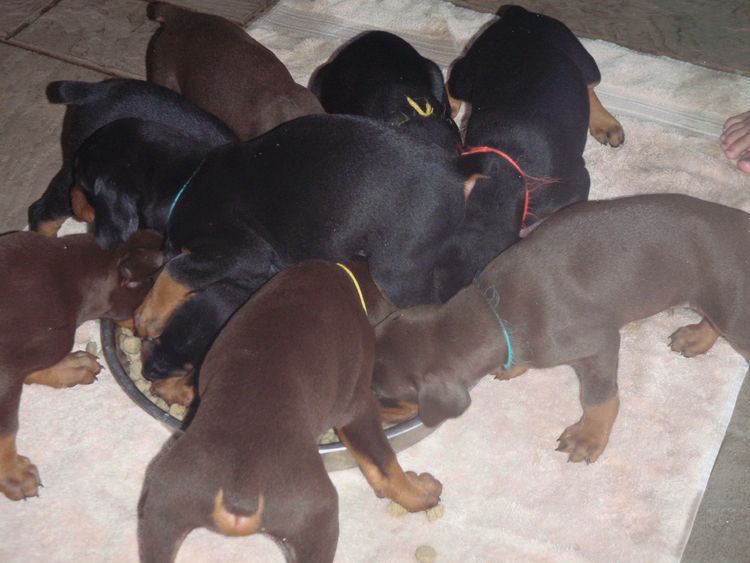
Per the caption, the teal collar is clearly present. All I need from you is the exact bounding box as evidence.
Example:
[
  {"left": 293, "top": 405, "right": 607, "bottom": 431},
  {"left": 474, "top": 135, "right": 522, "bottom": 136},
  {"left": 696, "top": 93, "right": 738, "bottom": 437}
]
[
  {"left": 474, "top": 280, "right": 514, "bottom": 369},
  {"left": 167, "top": 160, "right": 205, "bottom": 223}
]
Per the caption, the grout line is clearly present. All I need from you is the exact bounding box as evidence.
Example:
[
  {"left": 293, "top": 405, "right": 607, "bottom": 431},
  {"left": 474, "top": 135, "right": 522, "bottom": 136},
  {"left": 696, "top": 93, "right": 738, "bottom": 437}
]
[
  {"left": 5, "top": 0, "right": 65, "bottom": 40},
  {"left": 0, "top": 38, "right": 142, "bottom": 79}
]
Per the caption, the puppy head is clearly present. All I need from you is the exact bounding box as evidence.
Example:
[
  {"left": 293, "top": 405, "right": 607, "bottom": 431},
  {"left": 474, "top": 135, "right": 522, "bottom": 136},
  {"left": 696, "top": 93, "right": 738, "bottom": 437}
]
[
  {"left": 106, "top": 230, "right": 164, "bottom": 320},
  {"left": 373, "top": 308, "right": 472, "bottom": 427}
]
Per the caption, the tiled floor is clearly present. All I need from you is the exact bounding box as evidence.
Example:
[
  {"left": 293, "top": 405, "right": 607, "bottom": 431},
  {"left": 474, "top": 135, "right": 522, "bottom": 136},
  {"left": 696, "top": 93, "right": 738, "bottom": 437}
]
[{"left": 0, "top": 1, "right": 747, "bottom": 561}]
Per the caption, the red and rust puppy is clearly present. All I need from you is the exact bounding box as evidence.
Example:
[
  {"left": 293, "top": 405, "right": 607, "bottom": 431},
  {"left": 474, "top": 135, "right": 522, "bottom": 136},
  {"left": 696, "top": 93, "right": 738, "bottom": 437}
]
[
  {"left": 436, "top": 6, "right": 625, "bottom": 298},
  {"left": 373, "top": 194, "right": 750, "bottom": 463},
  {"left": 310, "top": 30, "right": 461, "bottom": 151},
  {"left": 27, "top": 79, "right": 236, "bottom": 236},
  {"left": 0, "top": 230, "right": 163, "bottom": 501},
  {"left": 138, "top": 260, "right": 440, "bottom": 562},
  {"left": 147, "top": 1, "right": 323, "bottom": 141}
]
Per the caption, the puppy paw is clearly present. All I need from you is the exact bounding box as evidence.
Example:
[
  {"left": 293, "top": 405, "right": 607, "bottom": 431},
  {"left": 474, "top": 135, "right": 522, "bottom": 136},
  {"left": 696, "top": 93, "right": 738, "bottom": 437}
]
[
  {"left": 669, "top": 321, "right": 719, "bottom": 357},
  {"left": 150, "top": 373, "right": 195, "bottom": 407},
  {"left": 556, "top": 420, "right": 608, "bottom": 464},
  {"left": 25, "top": 351, "right": 101, "bottom": 388},
  {"left": 0, "top": 455, "right": 41, "bottom": 501},
  {"left": 590, "top": 116, "right": 624, "bottom": 147},
  {"left": 398, "top": 471, "right": 443, "bottom": 512}
]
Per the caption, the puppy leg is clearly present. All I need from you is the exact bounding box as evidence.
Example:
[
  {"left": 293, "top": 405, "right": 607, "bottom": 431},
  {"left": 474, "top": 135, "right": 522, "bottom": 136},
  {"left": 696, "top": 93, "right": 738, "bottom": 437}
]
[
  {"left": 337, "top": 395, "right": 442, "bottom": 512},
  {"left": 24, "top": 351, "right": 101, "bottom": 388},
  {"left": 588, "top": 84, "right": 625, "bottom": 147},
  {"left": 135, "top": 257, "right": 195, "bottom": 339},
  {"left": 669, "top": 317, "right": 720, "bottom": 357},
  {"left": 557, "top": 332, "right": 621, "bottom": 464},
  {"left": 0, "top": 382, "right": 41, "bottom": 500}
]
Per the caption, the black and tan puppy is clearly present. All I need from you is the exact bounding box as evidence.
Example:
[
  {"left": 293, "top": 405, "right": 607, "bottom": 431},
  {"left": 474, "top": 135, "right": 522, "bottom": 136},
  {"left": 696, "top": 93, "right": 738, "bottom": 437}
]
[
  {"left": 28, "top": 78, "right": 236, "bottom": 236},
  {"left": 132, "top": 114, "right": 483, "bottom": 382},
  {"left": 310, "top": 30, "right": 461, "bottom": 151},
  {"left": 0, "top": 230, "right": 163, "bottom": 501},
  {"left": 147, "top": 1, "right": 323, "bottom": 141},
  {"left": 373, "top": 194, "right": 750, "bottom": 463},
  {"left": 436, "top": 6, "right": 625, "bottom": 297},
  {"left": 70, "top": 118, "right": 214, "bottom": 250},
  {"left": 138, "top": 260, "right": 440, "bottom": 563}
]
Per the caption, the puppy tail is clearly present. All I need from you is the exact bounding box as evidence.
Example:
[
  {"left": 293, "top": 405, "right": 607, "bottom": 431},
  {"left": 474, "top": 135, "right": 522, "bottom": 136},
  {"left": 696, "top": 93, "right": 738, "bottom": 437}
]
[
  {"left": 147, "top": 1, "right": 183, "bottom": 23},
  {"left": 46, "top": 80, "right": 100, "bottom": 105},
  {"left": 212, "top": 488, "right": 265, "bottom": 537}
]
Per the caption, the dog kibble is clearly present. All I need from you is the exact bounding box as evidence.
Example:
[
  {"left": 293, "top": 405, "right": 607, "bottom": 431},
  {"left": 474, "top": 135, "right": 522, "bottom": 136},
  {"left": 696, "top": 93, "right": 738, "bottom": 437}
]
[
  {"left": 387, "top": 501, "right": 408, "bottom": 517},
  {"left": 425, "top": 504, "right": 445, "bottom": 522},
  {"left": 415, "top": 545, "right": 437, "bottom": 563},
  {"left": 169, "top": 403, "right": 187, "bottom": 419},
  {"left": 121, "top": 336, "right": 142, "bottom": 355},
  {"left": 85, "top": 341, "right": 98, "bottom": 356}
]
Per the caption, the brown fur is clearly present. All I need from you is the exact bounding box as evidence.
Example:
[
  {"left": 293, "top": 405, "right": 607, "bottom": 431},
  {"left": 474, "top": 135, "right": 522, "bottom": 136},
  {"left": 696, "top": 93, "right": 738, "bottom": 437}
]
[
  {"left": 137, "top": 260, "right": 440, "bottom": 563},
  {"left": 0, "top": 230, "right": 163, "bottom": 501},
  {"left": 146, "top": 1, "right": 323, "bottom": 141}
]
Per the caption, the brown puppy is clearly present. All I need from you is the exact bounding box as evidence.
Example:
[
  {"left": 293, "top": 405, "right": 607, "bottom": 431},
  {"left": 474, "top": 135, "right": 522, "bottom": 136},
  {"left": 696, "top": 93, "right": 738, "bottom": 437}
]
[
  {"left": 138, "top": 261, "right": 441, "bottom": 563},
  {"left": 373, "top": 194, "right": 750, "bottom": 464},
  {"left": 0, "top": 230, "right": 163, "bottom": 501},
  {"left": 146, "top": 2, "right": 323, "bottom": 141}
]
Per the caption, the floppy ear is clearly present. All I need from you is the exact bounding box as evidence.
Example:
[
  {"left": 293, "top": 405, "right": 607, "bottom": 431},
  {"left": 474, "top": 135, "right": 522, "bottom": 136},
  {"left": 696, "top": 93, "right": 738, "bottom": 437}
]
[
  {"left": 118, "top": 230, "right": 164, "bottom": 289},
  {"left": 417, "top": 373, "right": 471, "bottom": 427}
]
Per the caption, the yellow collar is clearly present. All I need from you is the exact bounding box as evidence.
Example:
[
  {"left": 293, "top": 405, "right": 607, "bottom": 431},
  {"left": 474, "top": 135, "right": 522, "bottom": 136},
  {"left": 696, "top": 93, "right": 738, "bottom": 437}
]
[
  {"left": 406, "top": 96, "right": 434, "bottom": 117},
  {"left": 336, "top": 263, "right": 368, "bottom": 315}
]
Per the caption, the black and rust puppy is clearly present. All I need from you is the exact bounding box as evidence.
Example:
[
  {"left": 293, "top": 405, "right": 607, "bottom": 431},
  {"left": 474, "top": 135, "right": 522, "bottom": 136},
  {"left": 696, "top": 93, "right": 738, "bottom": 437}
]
[
  {"left": 310, "top": 31, "right": 461, "bottom": 151},
  {"left": 138, "top": 260, "right": 440, "bottom": 562},
  {"left": 70, "top": 118, "right": 214, "bottom": 250},
  {"left": 0, "top": 230, "right": 162, "bottom": 501},
  {"left": 28, "top": 78, "right": 236, "bottom": 236},
  {"left": 133, "top": 114, "right": 479, "bottom": 382},
  {"left": 373, "top": 194, "right": 750, "bottom": 463},
  {"left": 147, "top": 1, "right": 323, "bottom": 141},
  {"left": 435, "top": 6, "right": 625, "bottom": 297}
]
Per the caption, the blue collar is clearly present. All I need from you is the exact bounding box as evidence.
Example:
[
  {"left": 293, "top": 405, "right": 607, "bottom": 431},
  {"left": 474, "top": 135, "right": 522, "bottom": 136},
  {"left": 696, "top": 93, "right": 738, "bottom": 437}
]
[
  {"left": 167, "top": 160, "right": 205, "bottom": 223},
  {"left": 473, "top": 278, "right": 514, "bottom": 369}
]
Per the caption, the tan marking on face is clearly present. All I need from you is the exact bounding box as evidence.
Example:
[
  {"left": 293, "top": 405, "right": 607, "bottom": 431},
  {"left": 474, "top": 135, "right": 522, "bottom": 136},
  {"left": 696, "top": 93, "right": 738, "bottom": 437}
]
[
  {"left": 556, "top": 394, "right": 620, "bottom": 464},
  {"left": 134, "top": 269, "right": 193, "bottom": 338},
  {"left": 36, "top": 217, "right": 67, "bottom": 237},
  {"left": 447, "top": 91, "right": 463, "bottom": 119},
  {"left": 150, "top": 371, "right": 195, "bottom": 407},
  {"left": 212, "top": 489, "right": 264, "bottom": 537},
  {"left": 336, "top": 428, "right": 442, "bottom": 512},
  {"left": 588, "top": 85, "right": 624, "bottom": 147},
  {"left": 71, "top": 184, "right": 95, "bottom": 223}
]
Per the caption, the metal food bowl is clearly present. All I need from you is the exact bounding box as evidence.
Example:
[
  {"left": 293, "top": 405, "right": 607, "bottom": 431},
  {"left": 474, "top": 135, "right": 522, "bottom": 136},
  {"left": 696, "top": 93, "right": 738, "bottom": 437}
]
[{"left": 101, "top": 319, "right": 437, "bottom": 471}]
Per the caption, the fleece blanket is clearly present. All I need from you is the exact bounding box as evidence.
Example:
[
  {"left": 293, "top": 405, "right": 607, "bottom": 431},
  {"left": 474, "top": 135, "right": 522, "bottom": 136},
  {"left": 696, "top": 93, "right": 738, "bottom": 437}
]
[{"left": 3, "top": 0, "right": 750, "bottom": 561}]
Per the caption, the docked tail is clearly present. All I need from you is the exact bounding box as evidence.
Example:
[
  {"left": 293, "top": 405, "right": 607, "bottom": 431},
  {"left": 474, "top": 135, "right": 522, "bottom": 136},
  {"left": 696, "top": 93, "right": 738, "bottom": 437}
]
[
  {"left": 46, "top": 80, "right": 102, "bottom": 105},
  {"left": 147, "top": 1, "right": 186, "bottom": 23}
]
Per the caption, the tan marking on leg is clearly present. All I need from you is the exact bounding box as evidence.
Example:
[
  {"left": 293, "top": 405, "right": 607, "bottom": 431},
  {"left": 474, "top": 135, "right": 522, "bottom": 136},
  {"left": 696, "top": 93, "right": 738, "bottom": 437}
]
[
  {"left": 212, "top": 489, "right": 264, "bottom": 537},
  {"left": 70, "top": 184, "right": 95, "bottom": 223},
  {"left": 24, "top": 351, "right": 101, "bottom": 388},
  {"left": 464, "top": 173, "right": 489, "bottom": 201},
  {"left": 557, "top": 394, "right": 619, "bottom": 464},
  {"left": 378, "top": 401, "right": 419, "bottom": 424},
  {"left": 150, "top": 371, "right": 195, "bottom": 407},
  {"left": 669, "top": 317, "right": 720, "bottom": 357},
  {"left": 588, "top": 85, "right": 624, "bottom": 147},
  {"left": 134, "top": 268, "right": 193, "bottom": 338},
  {"left": 0, "top": 432, "right": 41, "bottom": 501},
  {"left": 36, "top": 217, "right": 67, "bottom": 237},
  {"left": 493, "top": 364, "right": 528, "bottom": 381},
  {"left": 448, "top": 92, "right": 462, "bottom": 119},
  {"left": 336, "top": 429, "right": 441, "bottom": 512}
]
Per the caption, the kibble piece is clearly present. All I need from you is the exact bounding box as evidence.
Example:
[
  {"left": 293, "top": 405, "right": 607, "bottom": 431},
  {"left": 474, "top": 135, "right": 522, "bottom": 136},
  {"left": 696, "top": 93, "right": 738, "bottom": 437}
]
[
  {"left": 387, "top": 501, "right": 408, "bottom": 517},
  {"left": 169, "top": 403, "right": 187, "bottom": 420},
  {"left": 425, "top": 504, "right": 445, "bottom": 522},
  {"left": 415, "top": 545, "right": 437, "bottom": 563},
  {"left": 85, "top": 341, "right": 98, "bottom": 357},
  {"left": 121, "top": 336, "right": 142, "bottom": 356}
]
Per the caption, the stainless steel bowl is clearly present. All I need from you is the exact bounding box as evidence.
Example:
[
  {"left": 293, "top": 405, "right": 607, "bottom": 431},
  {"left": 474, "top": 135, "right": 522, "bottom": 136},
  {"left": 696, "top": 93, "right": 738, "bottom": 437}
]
[{"left": 101, "top": 319, "right": 437, "bottom": 471}]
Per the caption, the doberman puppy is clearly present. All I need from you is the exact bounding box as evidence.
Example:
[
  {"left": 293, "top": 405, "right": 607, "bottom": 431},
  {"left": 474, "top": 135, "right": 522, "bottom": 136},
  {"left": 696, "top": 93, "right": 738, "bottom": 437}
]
[
  {"left": 437, "top": 6, "right": 625, "bottom": 298},
  {"left": 28, "top": 78, "right": 236, "bottom": 236},
  {"left": 310, "top": 30, "right": 461, "bottom": 151},
  {"left": 147, "top": 2, "right": 323, "bottom": 141},
  {"left": 132, "top": 114, "right": 483, "bottom": 382},
  {"left": 70, "top": 118, "right": 214, "bottom": 250},
  {"left": 373, "top": 194, "right": 750, "bottom": 463},
  {"left": 0, "top": 230, "right": 163, "bottom": 501},
  {"left": 138, "top": 260, "right": 440, "bottom": 563}
]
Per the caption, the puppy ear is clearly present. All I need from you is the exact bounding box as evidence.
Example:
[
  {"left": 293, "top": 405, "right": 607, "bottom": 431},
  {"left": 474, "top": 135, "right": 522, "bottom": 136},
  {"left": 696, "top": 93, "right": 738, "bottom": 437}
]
[
  {"left": 417, "top": 373, "right": 471, "bottom": 427},
  {"left": 118, "top": 231, "right": 165, "bottom": 288}
]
